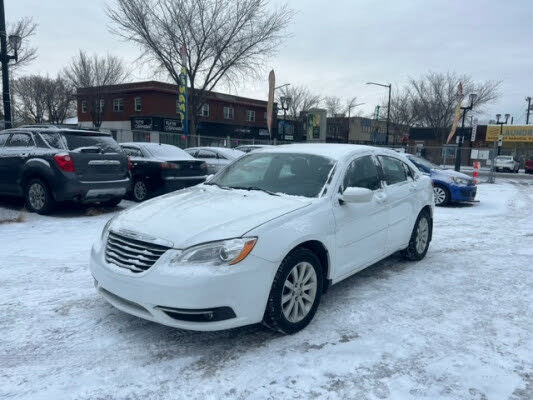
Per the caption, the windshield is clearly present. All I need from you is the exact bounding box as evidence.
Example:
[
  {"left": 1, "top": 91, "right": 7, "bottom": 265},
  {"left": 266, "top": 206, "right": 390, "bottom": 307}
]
[
  {"left": 208, "top": 152, "right": 336, "bottom": 198},
  {"left": 145, "top": 144, "right": 193, "bottom": 160},
  {"left": 409, "top": 155, "right": 440, "bottom": 170},
  {"left": 62, "top": 133, "right": 121, "bottom": 153}
]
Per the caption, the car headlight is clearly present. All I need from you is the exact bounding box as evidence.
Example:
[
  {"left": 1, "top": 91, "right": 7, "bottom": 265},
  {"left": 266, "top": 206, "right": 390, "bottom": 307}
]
[
  {"left": 452, "top": 177, "right": 470, "bottom": 185},
  {"left": 172, "top": 238, "right": 257, "bottom": 266},
  {"left": 100, "top": 215, "right": 117, "bottom": 241}
]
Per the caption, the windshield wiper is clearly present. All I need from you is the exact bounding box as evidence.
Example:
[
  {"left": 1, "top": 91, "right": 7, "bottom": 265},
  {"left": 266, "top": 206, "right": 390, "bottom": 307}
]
[
  {"left": 230, "top": 186, "right": 280, "bottom": 196},
  {"left": 204, "top": 182, "right": 231, "bottom": 190}
]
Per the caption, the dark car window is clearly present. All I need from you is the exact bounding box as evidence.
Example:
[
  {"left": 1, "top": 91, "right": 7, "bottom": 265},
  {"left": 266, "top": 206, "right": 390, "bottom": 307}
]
[
  {"left": 122, "top": 147, "right": 143, "bottom": 157},
  {"left": 0, "top": 133, "right": 9, "bottom": 147},
  {"left": 379, "top": 155, "right": 407, "bottom": 185},
  {"left": 62, "top": 133, "right": 121, "bottom": 153},
  {"left": 343, "top": 155, "right": 381, "bottom": 191},
  {"left": 39, "top": 132, "right": 67, "bottom": 150},
  {"left": 6, "top": 133, "right": 34, "bottom": 147},
  {"left": 197, "top": 149, "right": 217, "bottom": 159}
]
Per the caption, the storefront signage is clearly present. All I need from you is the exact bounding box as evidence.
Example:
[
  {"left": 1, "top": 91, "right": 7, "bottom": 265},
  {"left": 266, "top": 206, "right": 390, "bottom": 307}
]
[
  {"left": 131, "top": 117, "right": 152, "bottom": 131},
  {"left": 486, "top": 125, "right": 533, "bottom": 142}
]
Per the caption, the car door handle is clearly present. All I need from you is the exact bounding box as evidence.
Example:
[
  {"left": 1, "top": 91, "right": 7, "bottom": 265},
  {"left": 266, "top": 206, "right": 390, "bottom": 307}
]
[{"left": 19, "top": 153, "right": 29, "bottom": 158}]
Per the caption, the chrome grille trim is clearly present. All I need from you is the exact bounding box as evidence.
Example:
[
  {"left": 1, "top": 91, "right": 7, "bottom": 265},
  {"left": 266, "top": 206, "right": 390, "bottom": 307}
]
[{"left": 105, "top": 231, "right": 170, "bottom": 273}]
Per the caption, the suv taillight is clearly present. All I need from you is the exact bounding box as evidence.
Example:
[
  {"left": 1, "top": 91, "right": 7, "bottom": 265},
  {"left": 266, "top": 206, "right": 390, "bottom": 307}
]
[
  {"left": 54, "top": 153, "right": 75, "bottom": 172},
  {"left": 127, "top": 156, "right": 132, "bottom": 171}
]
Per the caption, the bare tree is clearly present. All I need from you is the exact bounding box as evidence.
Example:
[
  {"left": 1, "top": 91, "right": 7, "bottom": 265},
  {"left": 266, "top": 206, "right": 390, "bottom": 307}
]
[
  {"left": 107, "top": 0, "right": 294, "bottom": 134},
  {"left": 12, "top": 75, "right": 48, "bottom": 123},
  {"left": 64, "top": 51, "right": 129, "bottom": 128},
  {"left": 44, "top": 75, "right": 75, "bottom": 125},
  {"left": 324, "top": 96, "right": 344, "bottom": 117},
  {"left": 276, "top": 84, "right": 321, "bottom": 117}
]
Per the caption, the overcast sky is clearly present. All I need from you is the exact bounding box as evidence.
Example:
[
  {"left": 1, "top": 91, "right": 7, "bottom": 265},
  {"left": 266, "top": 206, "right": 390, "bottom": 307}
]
[{"left": 7, "top": 0, "right": 533, "bottom": 123}]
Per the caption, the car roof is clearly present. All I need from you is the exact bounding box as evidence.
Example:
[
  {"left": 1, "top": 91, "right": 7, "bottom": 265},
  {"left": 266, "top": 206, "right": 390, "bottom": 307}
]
[
  {"left": 254, "top": 143, "right": 395, "bottom": 161},
  {"left": 1, "top": 128, "right": 110, "bottom": 136}
]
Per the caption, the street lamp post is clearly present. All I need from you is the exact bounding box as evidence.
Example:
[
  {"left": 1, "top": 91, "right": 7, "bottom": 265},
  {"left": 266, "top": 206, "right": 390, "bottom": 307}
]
[
  {"left": 279, "top": 96, "right": 292, "bottom": 141},
  {"left": 0, "top": 0, "right": 21, "bottom": 129},
  {"left": 366, "top": 82, "right": 391, "bottom": 145},
  {"left": 526, "top": 96, "right": 532, "bottom": 125},
  {"left": 496, "top": 113, "right": 510, "bottom": 155},
  {"left": 454, "top": 93, "right": 477, "bottom": 172}
]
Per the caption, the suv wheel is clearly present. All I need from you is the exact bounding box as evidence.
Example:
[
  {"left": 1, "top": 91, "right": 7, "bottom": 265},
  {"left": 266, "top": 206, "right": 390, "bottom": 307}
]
[
  {"left": 402, "top": 211, "right": 431, "bottom": 261},
  {"left": 433, "top": 184, "right": 450, "bottom": 206},
  {"left": 263, "top": 248, "right": 323, "bottom": 334},
  {"left": 25, "top": 178, "right": 55, "bottom": 214},
  {"left": 133, "top": 179, "right": 149, "bottom": 202}
]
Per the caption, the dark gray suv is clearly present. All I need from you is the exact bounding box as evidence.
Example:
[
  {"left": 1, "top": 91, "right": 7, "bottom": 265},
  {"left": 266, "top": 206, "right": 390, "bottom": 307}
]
[{"left": 0, "top": 128, "right": 130, "bottom": 214}]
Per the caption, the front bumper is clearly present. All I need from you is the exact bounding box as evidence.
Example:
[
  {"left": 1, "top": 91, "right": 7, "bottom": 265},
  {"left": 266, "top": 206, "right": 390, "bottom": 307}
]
[
  {"left": 450, "top": 184, "right": 477, "bottom": 202},
  {"left": 89, "top": 239, "right": 277, "bottom": 331},
  {"left": 54, "top": 177, "right": 130, "bottom": 202}
]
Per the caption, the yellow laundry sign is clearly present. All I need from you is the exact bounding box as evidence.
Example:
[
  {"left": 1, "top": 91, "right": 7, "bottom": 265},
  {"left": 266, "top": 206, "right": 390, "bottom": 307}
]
[{"left": 486, "top": 125, "right": 533, "bottom": 142}]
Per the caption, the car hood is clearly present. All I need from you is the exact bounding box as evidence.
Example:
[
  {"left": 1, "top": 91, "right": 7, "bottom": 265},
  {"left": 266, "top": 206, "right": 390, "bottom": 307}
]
[
  {"left": 432, "top": 168, "right": 472, "bottom": 180},
  {"left": 111, "top": 185, "right": 312, "bottom": 248}
]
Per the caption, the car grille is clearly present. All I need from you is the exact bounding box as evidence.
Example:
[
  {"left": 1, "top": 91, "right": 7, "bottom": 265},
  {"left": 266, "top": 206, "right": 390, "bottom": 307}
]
[{"left": 105, "top": 231, "right": 170, "bottom": 273}]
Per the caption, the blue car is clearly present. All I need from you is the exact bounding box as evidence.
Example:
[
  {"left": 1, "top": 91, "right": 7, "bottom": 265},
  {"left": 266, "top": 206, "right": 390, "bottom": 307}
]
[{"left": 406, "top": 154, "right": 477, "bottom": 206}]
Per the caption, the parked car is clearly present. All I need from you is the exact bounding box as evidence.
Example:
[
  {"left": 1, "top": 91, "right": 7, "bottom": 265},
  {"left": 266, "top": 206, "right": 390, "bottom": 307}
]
[
  {"left": 120, "top": 142, "right": 208, "bottom": 202},
  {"left": 91, "top": 144, "right": 434, "bottom": 334},
  {"left": 185, "top": 146, "right": 244, "bottom": 174},
  {"left": 235, "top": 144, "right": 274, "bottom": 153},
  {"left": 0, "top": 128, "right": 129, "bottom": 214},
  {"left": 406, "top": 154, "right": 476, "bottom": 206},
  {"left": 525, "top": 158, "right": 533, "bottom": 174},
  {"left": 494, "top": 155, "right": 520, "bottom": 173}
]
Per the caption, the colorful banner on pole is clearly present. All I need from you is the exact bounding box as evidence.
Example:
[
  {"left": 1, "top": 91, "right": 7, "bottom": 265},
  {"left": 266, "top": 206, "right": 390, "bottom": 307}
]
[
  {"left": 177, "top": 45, "right": 188, "bottom": 134},
  {"left": 267, "top": 70, "right": 275, "bottom": 138},
  {"left": 446, "top": 82, "right": 464, "bottom": 144}
]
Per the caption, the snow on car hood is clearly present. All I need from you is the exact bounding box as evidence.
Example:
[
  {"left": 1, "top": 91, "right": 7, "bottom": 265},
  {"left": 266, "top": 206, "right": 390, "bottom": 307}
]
[
  {"left": 432, "top": 168, "right": 472, "bottom": 181},
  {"left": 111, "top": 185, "right": 311, "bottom": 248}
]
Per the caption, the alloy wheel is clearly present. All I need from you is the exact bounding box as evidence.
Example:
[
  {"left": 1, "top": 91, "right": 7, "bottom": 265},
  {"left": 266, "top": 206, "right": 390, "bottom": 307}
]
[
  {"left": 433, "top": 186, "right": 446, "bottom": 205},
  {"left": 281, "top": 261, "right": 318, "bottom": 323},
  {"left": 134, "top": 181, "right": 147, "bottom": 201},
  {"left": 28, "top": 182, "right": 46, "bottom": 211},
  {"left": 416, "top": 217, "right": 429, "bottom": 254}
]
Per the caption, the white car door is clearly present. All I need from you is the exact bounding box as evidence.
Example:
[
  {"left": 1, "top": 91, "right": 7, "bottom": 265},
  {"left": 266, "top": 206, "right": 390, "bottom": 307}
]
[
  {"left": 332, "top": 154, "right": 389, "bottom": 280},
  {"left": 378, "top": 155, "right": 417, "bottom": 252}
]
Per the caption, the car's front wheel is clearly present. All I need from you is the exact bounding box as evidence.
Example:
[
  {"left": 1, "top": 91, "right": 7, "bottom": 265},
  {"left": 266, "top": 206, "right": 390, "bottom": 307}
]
[
  {"left": 24, "top": 178, "right": 55, "bottom": 214},
  {"left": 264, "top": 248, "right": 323, "bottom": 334},
  {"left": 433, "top": 184, "right": 449, "bottom": 206}
]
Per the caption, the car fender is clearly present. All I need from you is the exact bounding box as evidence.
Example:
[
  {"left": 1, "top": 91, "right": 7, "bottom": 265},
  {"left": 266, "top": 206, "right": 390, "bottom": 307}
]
[
  {"left": 20, "top": 158, "right": 55, "bottom": 187},
  {"left": 245, "top": 201, "right": 337, "bottom": 277}
]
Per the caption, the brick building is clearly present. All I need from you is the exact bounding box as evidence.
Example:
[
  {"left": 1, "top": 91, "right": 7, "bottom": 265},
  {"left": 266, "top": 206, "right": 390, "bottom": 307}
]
[{"left": 76, "top": 81, "right": 277, "bottom": 143}]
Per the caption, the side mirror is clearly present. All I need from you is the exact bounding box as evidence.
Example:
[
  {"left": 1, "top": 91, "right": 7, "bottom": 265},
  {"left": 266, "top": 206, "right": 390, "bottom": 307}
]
[{"left": 341, "top": 187, "right": 373, "bottom": 204}]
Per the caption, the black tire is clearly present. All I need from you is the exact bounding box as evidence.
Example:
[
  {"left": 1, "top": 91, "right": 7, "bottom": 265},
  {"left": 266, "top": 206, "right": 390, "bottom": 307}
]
[
  {"left": 132, "top": 179, "right": 150, "bottom": 202},
  {"left": 263, "top": 248, "right": 323, "bottom": 334},
  {"left": 433, "top": 184, "right": 450, "bottom": 206},
  {"left": 24, "top": 178, "right": 55, "bottom": 214},
  {"left": 100, "top": 198, "right": 122, "bottom": 208},
  {"left": 402, "top": 210, "right": 432, "bottom": 261}
]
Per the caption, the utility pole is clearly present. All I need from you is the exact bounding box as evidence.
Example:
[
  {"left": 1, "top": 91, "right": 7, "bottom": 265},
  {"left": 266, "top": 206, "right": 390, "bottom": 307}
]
[
  {"left": 526, "top": 96, "right": 532, "bottom": 125},
  {"left": 366, "top": 82, "right": 391, "bottom": 145},
  {"left": 0, "top": 0, "right": 21, "bottom": 129}
]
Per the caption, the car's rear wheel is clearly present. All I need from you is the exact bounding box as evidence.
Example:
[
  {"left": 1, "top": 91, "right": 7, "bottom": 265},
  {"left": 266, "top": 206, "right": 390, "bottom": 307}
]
[
  {"left": 132, "top": 179, "right": 149, "bottom": 202},
  {"left": 25, "top": 178, "right": 55, "bottom": 214},
  {"left": 402, "top": 210, "right": 431, "bottom": 261},
  {"left": 433, "top": 184, "right": 449, "bottom": 206},
  {"left": 263, "top": 248, "right": 323, "bottom": 334}
]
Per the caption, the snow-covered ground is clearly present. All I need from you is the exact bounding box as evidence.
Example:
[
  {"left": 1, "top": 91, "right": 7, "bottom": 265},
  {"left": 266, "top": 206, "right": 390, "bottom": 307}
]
[{"left": 1, "top": 180, "right": 532, "bottom": 400}]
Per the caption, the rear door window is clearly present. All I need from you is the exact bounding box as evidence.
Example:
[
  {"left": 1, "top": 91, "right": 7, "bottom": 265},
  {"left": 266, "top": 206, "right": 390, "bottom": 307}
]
[
  {"left": 122, "top": 147, "right": 143, "bottom": 157},
  {"left": 378, "top": 155, "right": 408, "bottom": 185},
  {"left": 6, "top": 133, "right": 34, "bottom": 147},
  {"left": 62, "top": 133, "right": 121, "bottom": 154},
  {"left": 197, "top": 149, "right": 217, "bottom": 159}
]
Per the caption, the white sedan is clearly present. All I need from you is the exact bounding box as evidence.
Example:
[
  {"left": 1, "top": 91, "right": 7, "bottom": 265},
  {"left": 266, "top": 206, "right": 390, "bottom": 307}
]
[{"left": 90, "top": 144, "right": 434, "bottom": 334}]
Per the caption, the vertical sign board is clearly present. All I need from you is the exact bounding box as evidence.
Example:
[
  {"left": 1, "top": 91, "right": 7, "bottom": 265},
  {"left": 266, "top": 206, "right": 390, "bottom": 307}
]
[
  {"left": 267, "top": 70, "right": 275, "bottom": 139},
  {"left": 471, "top": 118, "right": 478, "bottom": 142},
  {"left": 176, "top": 66, "right": 187, "bottom": 134}
]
